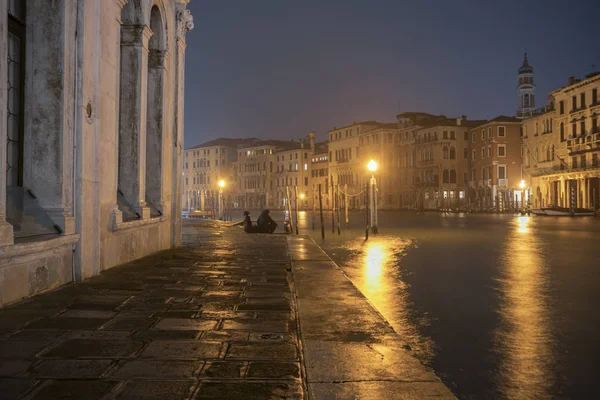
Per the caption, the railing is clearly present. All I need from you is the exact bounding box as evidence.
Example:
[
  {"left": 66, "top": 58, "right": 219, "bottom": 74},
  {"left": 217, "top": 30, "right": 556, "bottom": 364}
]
[{"left": 498, "top": 179, "right": 508, "bottom": 187}]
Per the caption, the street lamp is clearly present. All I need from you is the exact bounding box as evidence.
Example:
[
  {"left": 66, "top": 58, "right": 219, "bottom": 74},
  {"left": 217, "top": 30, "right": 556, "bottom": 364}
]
[
  {"left": 218, "top": 180, "right": 226, "bottom": 220},
  {"left": 519, "top": 179, "right": 526, "bottom": 214},
  {"left": 367, "top": 160, "right": 378, "bottom": 234}
]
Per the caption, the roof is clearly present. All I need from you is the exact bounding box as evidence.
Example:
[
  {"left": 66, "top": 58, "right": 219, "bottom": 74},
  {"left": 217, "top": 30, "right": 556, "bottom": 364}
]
[
  {"left": 187, "top": 137, "right": 259, "bottom": 150},
  {"left": 313, "top": 142, "right": 328, "bottom": 155},
  {"left": 419, "top": 118, "right": 486, "bottom": 129},
  {"left": 328, "top": 121, "right": 379, "bottom": 133},
  {"left": 241, "top": 139, "right": 302, "bottom": 152},
  {"left": 518, "top": 53, "right": 533, "bottom": 74},
  {"left": 468, "top": 116, "right": 519, "bottom": 129}
]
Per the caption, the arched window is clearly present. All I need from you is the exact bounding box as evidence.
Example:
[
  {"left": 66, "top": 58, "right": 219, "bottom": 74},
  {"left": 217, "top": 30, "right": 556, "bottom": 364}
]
[
  {"left": 552, "top": 145, "right": 555, "bottom": 161},
  {"left": 526, "top": 151, "right": 531, "bottom": 167},
  {"left": 560, "top": 122, "right": 565, "bottom": 141},
  {"left": 546, "top": 146, "right": 551, "bottom": 161},
  {"left": 524, "top": 93, "right": 530, "bottom": 108},
  {"left": 450, "top": 170, "right": 457, "bottom": 183},
  {"left": 443, "top": 169, "right": 449, "bottom": 183},
  {"left": 443, "top": 146, "right": 449, "bottom": 159},
  {"left": 449, "top": 147, "right": 456, "bottom": 160},
  {"left": 534, "top": 147, "right": 539, "bottom": 163}
]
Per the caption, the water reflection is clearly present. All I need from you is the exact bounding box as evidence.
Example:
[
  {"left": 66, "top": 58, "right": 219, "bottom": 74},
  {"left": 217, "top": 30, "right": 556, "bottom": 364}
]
[
  {"left": 340, "top": 236, "right": 435, "bottom": 362},
  {"left": 495, "top": 216, "right": 554, "bottom": 399}
]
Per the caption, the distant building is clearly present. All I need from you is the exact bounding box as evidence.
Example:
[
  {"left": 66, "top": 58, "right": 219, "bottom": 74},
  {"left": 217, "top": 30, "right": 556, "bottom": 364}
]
[
  {"left": 309, "top": 142, "right": 330, "bottom": 209},
  {"left": 468, "top": 117, "right": 523, "bottom": 210},
  {"left": 273, "top": 135, "right": 315, "bottom": 209},
  {"left": 182, "top": 138, "right": 259, "bottom": 211},
  {"left": 523, "top": 71, "right": 600, "bottom": 209}
]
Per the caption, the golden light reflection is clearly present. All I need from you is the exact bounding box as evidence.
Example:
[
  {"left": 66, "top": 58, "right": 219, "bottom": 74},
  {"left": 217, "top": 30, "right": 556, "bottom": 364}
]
[
  {"left": 364, "top": 242, "right": 386, "bottom": 286},
  {"left": 517, "top": 216, "right": 530, "bottom": 234},
  {"left": 340, "top": 237, "right": 435, "bottom": 363},
  {"left": 496, "top": 218, "right": 553, "bottom": 399}
]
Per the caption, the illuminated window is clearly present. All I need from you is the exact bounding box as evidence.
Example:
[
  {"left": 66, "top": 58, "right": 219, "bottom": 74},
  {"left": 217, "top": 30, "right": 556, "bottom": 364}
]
[
  {"left": 459, "top": 190, "right": 464, "bottom": 199},
  {"left": 304, "top": 163, "right": 308, "bottom": 171}
]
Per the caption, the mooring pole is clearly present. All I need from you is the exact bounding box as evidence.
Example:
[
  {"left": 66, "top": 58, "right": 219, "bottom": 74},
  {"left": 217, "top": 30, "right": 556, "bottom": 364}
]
[
  {"left": 365, "top": 181, "right": 369, "bottom": 240},
  {"left": 319, "top": 184, "right": 325, "bottom": 240}
]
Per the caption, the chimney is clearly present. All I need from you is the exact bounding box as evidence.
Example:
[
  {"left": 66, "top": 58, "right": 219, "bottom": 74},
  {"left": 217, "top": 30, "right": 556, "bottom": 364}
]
[
  {"left": 456, "top": 118, "right": 461, "bottom": 126},
  {"left": 308, "top": 132, "right": 316, "bottom": 151},
  {"left": 568, "top": 76, "right": 575, "bottom": 86}
]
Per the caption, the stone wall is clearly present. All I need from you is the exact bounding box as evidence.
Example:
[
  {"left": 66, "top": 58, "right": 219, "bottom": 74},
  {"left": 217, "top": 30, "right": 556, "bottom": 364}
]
[{"left": 0, "top": 0, "right": 193, "bottom": 306}]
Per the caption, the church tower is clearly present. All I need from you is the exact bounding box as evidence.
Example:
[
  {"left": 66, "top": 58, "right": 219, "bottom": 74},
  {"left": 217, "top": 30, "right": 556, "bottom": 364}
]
[{"left": 517, "top": 53, "right": 535, "bottom": 119}]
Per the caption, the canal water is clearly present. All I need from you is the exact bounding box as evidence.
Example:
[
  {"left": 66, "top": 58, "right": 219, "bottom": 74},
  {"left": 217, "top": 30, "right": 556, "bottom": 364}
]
[{"left": 229, "top": 210, "right": 599, "bottom": 399}]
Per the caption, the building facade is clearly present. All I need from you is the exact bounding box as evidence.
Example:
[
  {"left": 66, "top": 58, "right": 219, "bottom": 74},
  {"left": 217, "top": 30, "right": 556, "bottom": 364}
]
[
  {"left": 469, "top": 117, "right": 523, "bottom": 210},
  {"left": 0, "top": 0, "right": 193, "bottom": 306},
  {"left": 309, "top": 143, "right": 330, "bottom": 209},
  {"left": 182, "top": 138, "right": 258, "bottom": 211},
  {"left": 523, "top": 72, "right": 600, "bottom": 209}
]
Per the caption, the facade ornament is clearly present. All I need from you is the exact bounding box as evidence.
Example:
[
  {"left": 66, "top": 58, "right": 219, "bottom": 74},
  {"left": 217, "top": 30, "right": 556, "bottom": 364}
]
[{"left": 176, "top": 8, "right": 194, "bottom": 39}]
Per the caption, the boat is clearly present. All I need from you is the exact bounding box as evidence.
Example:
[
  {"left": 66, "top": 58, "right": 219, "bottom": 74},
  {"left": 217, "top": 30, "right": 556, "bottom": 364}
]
[{"left": 534, "top": 207, "right": 595, "bottom": 216}]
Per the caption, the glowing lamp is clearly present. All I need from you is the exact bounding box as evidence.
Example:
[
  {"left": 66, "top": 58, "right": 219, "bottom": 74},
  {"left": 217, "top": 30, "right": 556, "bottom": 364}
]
[
  {"left": 367, "top": 160, "right": 378, "bottom": 172},
  {"left": 218, "top": 180, "right": 226, "bottom": 188}
]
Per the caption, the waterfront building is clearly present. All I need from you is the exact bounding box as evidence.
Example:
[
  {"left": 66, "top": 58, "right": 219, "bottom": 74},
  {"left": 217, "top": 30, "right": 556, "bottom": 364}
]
[
  {"left": 182, "top": 138, "right": 258, "bottom": 211},
  {"left": 309, "top": 143, "right": 330, "bottom": 209},
  {"left": 273, "top": 134, "right": 315, "bottom": 209},
  {"left": 413, "top": 117, "right": 481, "bottom": 210},
  {"left": 358, "top": 123, "right": 400, "bottom": 209},
  {"left": 468, "top": 117, "right": 523, "bottom": 210},
  {"left": 328, "top": 121, "right": 390, "bottom": 209},
  {"left": 0, "top": 0, "right": 193, "bottom": 306},
  {"left": 523, "top": 72, "right": 600, "bottom": 209}
]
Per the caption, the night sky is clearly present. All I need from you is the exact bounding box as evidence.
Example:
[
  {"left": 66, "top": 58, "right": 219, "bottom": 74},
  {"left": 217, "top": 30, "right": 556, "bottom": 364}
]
[{"left": 184, "top": 0, "right": 598, "bottom": 147}]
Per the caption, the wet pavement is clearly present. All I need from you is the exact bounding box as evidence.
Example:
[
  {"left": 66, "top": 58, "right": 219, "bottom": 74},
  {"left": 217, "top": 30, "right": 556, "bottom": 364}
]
[
  {"left": 288, "top": 235, "right": 455, "bottom": 399},
  {"left": 0, "top": 220, "right": 303, "bottom": 399},
  {"left": 0, "top": 218, "right": 455, "bottom": 399}
]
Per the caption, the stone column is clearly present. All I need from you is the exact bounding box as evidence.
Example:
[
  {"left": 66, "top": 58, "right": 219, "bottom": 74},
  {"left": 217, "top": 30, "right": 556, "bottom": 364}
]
[
  {"left": 119, "top": 24, "right": 152, "bottom": 219},
  {"left": 23, "top": 0, "right": 76, "bottom": 234},
  {"left": 145, "top": 49, "right": 168, "bottom": 214},
  {"left": 0, "top": 0, "right": 14, "bottom": 245}
]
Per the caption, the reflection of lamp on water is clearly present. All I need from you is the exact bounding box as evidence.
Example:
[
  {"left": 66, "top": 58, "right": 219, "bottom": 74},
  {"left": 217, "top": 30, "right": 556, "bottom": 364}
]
[
  {"left": 218, "top": 180, "right": 225, "bottom": 220},
  {"left": 367, "top": 160, "right": 379, "bottom": 234},
  {"left": 364, "top": 242, "right": 386, "bottom": 286}
]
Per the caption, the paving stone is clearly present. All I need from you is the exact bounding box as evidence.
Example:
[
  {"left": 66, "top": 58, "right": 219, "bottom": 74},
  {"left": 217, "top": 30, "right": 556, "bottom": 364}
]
[
  {"left": 139, "top": 340, "right": 222, "bottom": 359},
  {"left": 201, "top": 331, "right": 249, "bottom": 342},
  {"left": 153, "top": 318, "right": 217, "bottom": 331},
  {"left": 41, "top": 339, "right": 143, "bottom": 359},
  {"left": 58, "top": 309, "right": 118, "bottom": 319},
  {"left": 115, "top": 380, "right": 195, "bottom": 400},
  {"left": 0, "top": 339, "right": 53, "bottom": 359},
  {"left": 236, "top": 304, "right": 291, "bottom": 312},
  {"left": 24, "top": 317, "right": 108, "bottom": 330},
  {"left": 67, "top": 330, "right": 131, "bottom": 339},
  {"left": 221, "top": 320, "right": 288, "bottom": 333},
  {"left": 246, "top": 298, "right": 290, "bottom": 306},
  {"left": 77, "top": 294, "right": 131, "bottom": 304},
  {"left": 247, "top": 362, "right": 300, "bottom": 379},
  {"left": 102, "top": 318, "right": 155, "bottom": 331},
  {"left": 29, "top": 379, "right": 114, "bottom": 400},
  {"left": 151, "top": 311, "right": 197, "bottom": 319},
  {"left": 0, "top": 378, "right": 37, "bottom": 399},
  {"left": 68, "top": 302, "right": 122, "bottom": 311},
  {"left": 0, "top": 360, "right": 31, "bottom": 376},
  {"left": 8, "top": 330, "right": 67, "bottom": 341},
  {"left": 198, "top": 311, "right": 254, "bottom": 320},
  {"left": 225, "top": 343, "right": 297, "bottom": 360},
  {"left": 29, "top": 360, "right": 113, "bottom": 378},
  {"left": 131, "top": 330, "right": 202, "bottom": 341},
  {"left": 248, "top": 332, "right": 294, "bottom": 343},
  {"left": 200, "top": 361, "right": 245, "bottom": 379},
  {"left": 194, "top": 381, "right": 303, "bottom": 400},
  {"left": 111, "top": 360, "right": 200, "bottom": 379}
]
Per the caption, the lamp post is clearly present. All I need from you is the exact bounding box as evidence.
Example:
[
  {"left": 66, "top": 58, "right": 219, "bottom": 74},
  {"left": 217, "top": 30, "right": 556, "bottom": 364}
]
[
  {"left": 367, "top": 160, "right": 379, "bottom": 234},
  {"left": 218, "top": 180, "right": 226, "bottom": 220}
]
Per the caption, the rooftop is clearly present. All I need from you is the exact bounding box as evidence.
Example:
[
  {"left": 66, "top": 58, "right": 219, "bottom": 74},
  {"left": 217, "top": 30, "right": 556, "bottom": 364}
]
[{"left": 186, "top": 137, "right": 259, "bottom": 150}]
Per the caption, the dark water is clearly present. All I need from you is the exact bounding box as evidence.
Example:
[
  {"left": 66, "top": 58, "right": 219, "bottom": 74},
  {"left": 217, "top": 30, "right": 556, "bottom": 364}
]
[{"left": 228, "top": 210, "right": 600, "bottom": 399}]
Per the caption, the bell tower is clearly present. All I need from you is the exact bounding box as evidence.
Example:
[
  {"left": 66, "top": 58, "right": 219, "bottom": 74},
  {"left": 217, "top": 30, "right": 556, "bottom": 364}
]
[{"left": 517, "top": 53, "right": 535, "bottom": 119}]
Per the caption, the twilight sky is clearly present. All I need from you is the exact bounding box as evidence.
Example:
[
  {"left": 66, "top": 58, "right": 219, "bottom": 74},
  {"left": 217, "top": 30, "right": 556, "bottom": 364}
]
[{"left": 184, "top": 0, "right": 598, "bottom": 148}]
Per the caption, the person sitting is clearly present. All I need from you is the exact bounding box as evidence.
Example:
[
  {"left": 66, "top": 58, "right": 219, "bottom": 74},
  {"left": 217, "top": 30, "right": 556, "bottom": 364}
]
[
  {"left": 243, "top": 211, "right": 257, "bottom": 233},
  {"left": 256, "top": 209, "right": 277, "bottom": 233}
]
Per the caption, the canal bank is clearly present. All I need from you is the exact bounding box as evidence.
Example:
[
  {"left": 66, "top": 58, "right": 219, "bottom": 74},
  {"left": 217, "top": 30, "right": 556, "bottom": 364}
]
[{"left": 288, "top": 235, "right": 455, "bottom": 399}]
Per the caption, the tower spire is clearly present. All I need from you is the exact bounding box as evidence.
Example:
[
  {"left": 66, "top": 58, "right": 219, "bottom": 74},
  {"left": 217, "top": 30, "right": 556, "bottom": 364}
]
[{"left": 517, "top": 53, "right": 535, "bottom": 119}]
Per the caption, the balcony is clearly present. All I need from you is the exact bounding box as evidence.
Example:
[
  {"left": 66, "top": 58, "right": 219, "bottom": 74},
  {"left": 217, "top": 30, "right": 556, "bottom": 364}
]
[{"left": 498, "top": 179, "right": 508, "bottom": 187}]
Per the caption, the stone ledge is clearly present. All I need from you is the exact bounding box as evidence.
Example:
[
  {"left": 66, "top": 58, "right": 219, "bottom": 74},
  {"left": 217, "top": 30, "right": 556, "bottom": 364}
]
[
  {"left": 113, "top": 216, "right": 166, "bottom": 232},
  {"left": 0, "top": 234, "right": 79, "bottom": 262}
]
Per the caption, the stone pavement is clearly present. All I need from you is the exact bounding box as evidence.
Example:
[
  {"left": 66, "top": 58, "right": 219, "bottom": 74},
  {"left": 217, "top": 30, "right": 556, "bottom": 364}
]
[
  {"left": 288, "top": 235, "right": 456, "bottom": 400},
  {"left": 0, "top": 220, "right": 456, "bottom": 400},
  {"left": 0, "top": 220, "right": 303, "bottom": 399}
]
